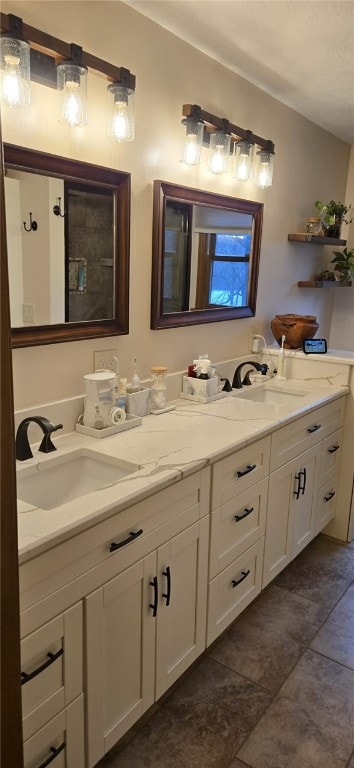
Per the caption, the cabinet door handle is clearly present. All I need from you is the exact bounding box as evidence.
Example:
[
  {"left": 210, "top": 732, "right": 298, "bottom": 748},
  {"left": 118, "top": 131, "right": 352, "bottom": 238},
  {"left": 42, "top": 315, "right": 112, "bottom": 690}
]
[
  {"left": 307, "top": 424, "right": 321, "bottom": 434},
  {"left": 149, "top": 576, "right": 158, "bottom": 617},
  {"left": 232, "top": 569, "right": 250, "bottom": 588},
  {"left": 324, "top": 490, "right": 336, "bottom": 502},
  {"left": 237, "top": 463, "right": 256, "bottom": 478},
  {"left": 235, "top": 507, "right": 254, "bottom": 522},
  {"left": 21, "top": 648, "right": 63, "bottom": 686},
  {"left": 110, "top": 528, "right": 143, "bottom": 553},
  {"left": 35, "top": 742, "right": 65, "bottom": 768},
  {"left": 294, "top": 473, "right": 301, "bottom": 499},
  {"left": 328, "top": 443, "right": 340, "bottom": 454},
  {"left": 300, "top": 467, "right": 307, "bottom": 495},
  {"left": 162, "top": 565, "right": 171, "bottom": 606}
]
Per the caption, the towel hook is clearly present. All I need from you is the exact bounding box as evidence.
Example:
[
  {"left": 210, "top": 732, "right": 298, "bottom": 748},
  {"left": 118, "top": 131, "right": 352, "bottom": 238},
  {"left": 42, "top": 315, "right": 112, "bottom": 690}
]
[
  {"left": 53, "top": 197, "right": 66, "bottom": 217},
  {"left": 23, "top": 213, "right": 38, "bottom": 232}
]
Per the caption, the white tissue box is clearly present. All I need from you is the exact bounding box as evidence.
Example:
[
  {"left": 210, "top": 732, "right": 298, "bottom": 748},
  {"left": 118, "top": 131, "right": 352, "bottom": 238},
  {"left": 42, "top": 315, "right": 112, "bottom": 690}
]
[
  {"left": 182, "top": 376, "right": 218, "bottom": 398},
  {"left": 125, "top": 388, "right": 150, "bottom": 417}
]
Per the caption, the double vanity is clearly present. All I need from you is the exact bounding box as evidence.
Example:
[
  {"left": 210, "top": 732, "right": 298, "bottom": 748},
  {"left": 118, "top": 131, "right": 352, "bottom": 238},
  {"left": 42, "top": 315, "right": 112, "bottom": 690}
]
[{"left": 17, "top": 357, "right": 351, "bottom": 768}]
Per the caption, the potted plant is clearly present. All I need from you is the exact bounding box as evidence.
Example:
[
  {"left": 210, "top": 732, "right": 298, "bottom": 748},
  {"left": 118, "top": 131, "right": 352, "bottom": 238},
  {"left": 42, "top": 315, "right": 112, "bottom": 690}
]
[
  {"left": 315, "top": 200, "right": 352, "bottom": 238},
  {"left": 330, "top": 247, "right": 354, "bottom": 282}
]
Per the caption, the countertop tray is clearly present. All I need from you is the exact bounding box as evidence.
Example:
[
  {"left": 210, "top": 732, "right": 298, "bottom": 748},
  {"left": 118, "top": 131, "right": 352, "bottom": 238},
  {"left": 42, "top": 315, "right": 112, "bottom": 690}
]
[{"left": 75, "top": 414, "right": 142, "bottom": 438}]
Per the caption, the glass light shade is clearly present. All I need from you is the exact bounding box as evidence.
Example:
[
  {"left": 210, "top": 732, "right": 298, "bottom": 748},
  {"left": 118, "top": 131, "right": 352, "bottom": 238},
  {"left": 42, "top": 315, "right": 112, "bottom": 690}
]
[
  {"left": 208, "top": 131, "right": 231, "bottom": 175},
  {"left": 108, "top": 84, "right": 135, "bottom": 142},
  {"left": 255, "top": 149, "right": 275, "bottom": 189},
  {"left": 0, "top": 37, "right": 30, "bottom": 108},
  {"left": 232, "top": 140, "right": 255, "bottom": 182},
  {"left": 181, "top": 117, "right": 204, "bottom": 165},
  {"left": 57, "top": 63, "right": 88, "bottom": 127}
]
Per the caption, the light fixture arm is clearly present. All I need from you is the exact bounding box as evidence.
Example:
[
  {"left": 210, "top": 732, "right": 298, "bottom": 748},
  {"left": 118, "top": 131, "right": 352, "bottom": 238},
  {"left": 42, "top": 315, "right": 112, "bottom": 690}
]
[
  {"left": 0, "top": 12, "right": 136, "bottom": 91},
  {"left": 182, "top": 104, "right": 274, "bottom": 154}
]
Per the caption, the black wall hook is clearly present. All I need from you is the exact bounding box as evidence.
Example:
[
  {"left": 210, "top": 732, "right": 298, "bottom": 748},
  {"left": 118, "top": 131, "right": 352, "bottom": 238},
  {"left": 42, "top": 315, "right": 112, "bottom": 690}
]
[
  {"left": 23, "top": 213, "right": 38, "bottom": 232},
  {"left": 53, "top": 197, "right": 66, "bottom": 217}
]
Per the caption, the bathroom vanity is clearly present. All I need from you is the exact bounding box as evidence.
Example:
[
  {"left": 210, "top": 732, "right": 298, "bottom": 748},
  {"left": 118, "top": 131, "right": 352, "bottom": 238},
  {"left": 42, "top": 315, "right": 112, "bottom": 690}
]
[{"left": 16, "top": 370, "right": 350, "bottom": 768}]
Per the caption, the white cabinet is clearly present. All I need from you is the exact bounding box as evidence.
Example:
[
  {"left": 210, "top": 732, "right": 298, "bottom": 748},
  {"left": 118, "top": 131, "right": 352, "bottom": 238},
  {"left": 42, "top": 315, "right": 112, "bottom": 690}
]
[
  {"left": 85, "top": 517, "right": 208, "bottom": 768},
  {"left": 207, "top": 437, "right": 270, "bottom": 645},
  {"left": 21, "top": 602, "right": 84, "bottom": 768},
  {"left": 263, "top": 443, "right": 321, "bottom": 586}
]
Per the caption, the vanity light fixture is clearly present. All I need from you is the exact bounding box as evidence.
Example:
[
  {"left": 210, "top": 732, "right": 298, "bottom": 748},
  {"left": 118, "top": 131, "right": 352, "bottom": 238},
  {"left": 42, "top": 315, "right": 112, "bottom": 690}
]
[
  {"left": 0, "top": 14, "right": 30, "bottom": 108},
  {"left": 208, "top": 120, "right": 231, "bottom": 175},
  {"left": 232, "top": 132, "right": 255, "bottom": 182},
  {"left": 0, "top": 12, "right": 136, "bottom": 142},
  {"left": 181, "top": 104, "right": 204, "bottom": 165},
  {"left": 181, "top": 104, "right": 275, "bottom": 188}
]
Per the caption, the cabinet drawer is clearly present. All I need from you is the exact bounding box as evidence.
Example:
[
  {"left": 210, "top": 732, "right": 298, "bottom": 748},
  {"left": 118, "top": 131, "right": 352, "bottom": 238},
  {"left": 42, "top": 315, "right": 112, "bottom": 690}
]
[
  {"left": 320, "top": 429, "right": 342, "bottom": 484},
  {"left": 209, "top": 478, "right": 268, "bottom": 579},
  {"left": 20, "top": 469, "right": 210, "bottom": 617},
  {"left": 211, "top": 437, "right": 270, "bottom": 510},
  {"left": 316, "top": 476, "right": 338, "bottom": 535},
  {"left": 23, "top": 694, "right": 84, "bottom": 768},
  {"left": 21, "top": 603, "right": 82, "bottom": 741},
  {"left": 270, "top": 397, "right": 345, "bottom": 471},
  {"left": 207, "top": 538, "right": 264, "bottom": 646}
]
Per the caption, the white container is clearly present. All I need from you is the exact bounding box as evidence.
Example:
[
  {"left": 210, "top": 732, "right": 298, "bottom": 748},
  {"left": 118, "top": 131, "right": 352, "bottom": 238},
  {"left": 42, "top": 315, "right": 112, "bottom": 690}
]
[
  {"left": 182, "top": 376, "right": 218, "bottom": 398},
  {"left": 126, "top": 388, "right": 150, "bottom": 417}
]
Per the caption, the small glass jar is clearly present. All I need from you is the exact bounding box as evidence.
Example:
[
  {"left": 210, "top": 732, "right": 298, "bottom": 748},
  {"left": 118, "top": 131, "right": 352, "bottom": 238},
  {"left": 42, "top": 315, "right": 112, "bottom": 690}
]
[
  {"left": 305, "top": 217, "right": 322, "bottom": 235},
  {"left": 150, "top": 366, "right": 167, "bottom": 412}
]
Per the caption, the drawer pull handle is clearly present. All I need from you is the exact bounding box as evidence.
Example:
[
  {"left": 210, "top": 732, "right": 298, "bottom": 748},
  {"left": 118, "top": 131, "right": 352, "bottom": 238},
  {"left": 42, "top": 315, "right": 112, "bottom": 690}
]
[
  {"left": 162, "top": 565, "right": 171, "bottom": 606},
  {"left": 307, "top": 424, "right": 321, "bottom": 434},
  {"left": 232, "top": 569, "right": 250, "bottom": 588},
  {"left": 237, "top": 463, "right": 256, "bottom": 478},
  {"left": 235, "top": 507, "right": 254, "bottom": 522},
  {"left": 21, "top": 648, "right": 63, "bottom": 685},
  {"left": 36, "top": 742, "right": 65, "bottom": 768},
  {"left": 328, "top": 444, "right": 340, "bottom": 454},
  {"left": 110, "top": 528, "right": 143, "bottom": 553},
  {"left": 149, "top": 575, "right": 158, "bottom": 617},
  {"left": 324, "top": 490, "right": 336, "bottom": 502}
]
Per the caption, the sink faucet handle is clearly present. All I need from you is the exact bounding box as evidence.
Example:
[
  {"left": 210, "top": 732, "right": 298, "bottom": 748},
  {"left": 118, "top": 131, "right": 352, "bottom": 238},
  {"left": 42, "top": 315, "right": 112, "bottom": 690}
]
[{"left": 38, "top": 423, "right": 63, "bottom": 454}]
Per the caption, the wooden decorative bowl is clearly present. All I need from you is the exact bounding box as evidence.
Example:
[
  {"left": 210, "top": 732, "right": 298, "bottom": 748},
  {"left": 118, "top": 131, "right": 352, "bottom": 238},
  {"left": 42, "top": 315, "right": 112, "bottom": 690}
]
[{"left": 271, "top": 314, "right": 319, "bottom": 349}]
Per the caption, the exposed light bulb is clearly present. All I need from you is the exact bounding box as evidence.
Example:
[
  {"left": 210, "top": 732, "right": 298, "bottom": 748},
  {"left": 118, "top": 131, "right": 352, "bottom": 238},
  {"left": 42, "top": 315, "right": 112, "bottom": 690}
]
[
  {"left": 0, "top": 38, "right": 30, "bottom": 108},
  {"left": 181, "top": 116, "right": 204, "bottom": 165},
  {"left": 108, "top": 84, "right": 135, "bottom": 142},
  {"left": 183, "top": 135, "right": 201, "bottom": 165},
  {"left": 57, "top": 63, "right": 87, "bottom": 127},
  {"left": 208, "top": 129, "right": 231, "bottom": 175},
  {"left": 2, "top": 57, "right": 21, "bottom": 106},
  {"left": 63, "top": 84, "right": 84, "bottom": 127},
  {"left": 233, "top": 140, "right": 255, "bottom": 182},
  {"left": 210, "top": 144, "right": 225, "bottom": 174},
  {"left": 255, "top": 148, "right": 274, "bottom": 189}
]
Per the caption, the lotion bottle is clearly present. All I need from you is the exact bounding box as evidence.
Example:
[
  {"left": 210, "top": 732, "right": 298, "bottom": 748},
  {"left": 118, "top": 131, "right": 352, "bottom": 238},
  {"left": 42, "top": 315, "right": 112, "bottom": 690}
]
[{"left": 277, "top": 335, "right": 286, "bottom": 380}]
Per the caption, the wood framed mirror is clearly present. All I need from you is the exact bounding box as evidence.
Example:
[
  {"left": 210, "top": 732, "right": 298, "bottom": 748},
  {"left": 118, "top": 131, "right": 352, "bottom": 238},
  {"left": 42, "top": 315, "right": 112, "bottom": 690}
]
[
  {"left": 151, "top": 180, "right": 263, "bottom": 329},
  {"left": 4, "top": 144, "right": 131, "bottom": 347}
]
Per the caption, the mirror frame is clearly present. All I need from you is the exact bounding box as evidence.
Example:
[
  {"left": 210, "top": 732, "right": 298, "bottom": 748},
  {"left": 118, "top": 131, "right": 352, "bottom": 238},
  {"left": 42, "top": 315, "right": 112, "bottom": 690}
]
[
  {"left": 151, "top": 180, "right": 263, "bottom": 329},
  {"left": 4, "top": 143, "right": 131, "bottom": 348}
]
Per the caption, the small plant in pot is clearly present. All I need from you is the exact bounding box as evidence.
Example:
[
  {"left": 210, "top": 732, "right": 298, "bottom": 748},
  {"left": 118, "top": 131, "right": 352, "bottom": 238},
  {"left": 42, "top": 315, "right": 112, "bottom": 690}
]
[
  {"left": 315, "top": 200, "right": 352, "bottom": 238},
  {"left": 330, "top": 247, "right": 354, "bottom": 282}
]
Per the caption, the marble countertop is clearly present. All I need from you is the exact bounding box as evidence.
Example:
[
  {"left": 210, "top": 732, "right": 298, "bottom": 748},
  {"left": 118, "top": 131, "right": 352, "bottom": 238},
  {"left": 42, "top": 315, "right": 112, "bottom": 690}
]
[{"left": 17, "top": 378, "right": 349, "bottom": 563}]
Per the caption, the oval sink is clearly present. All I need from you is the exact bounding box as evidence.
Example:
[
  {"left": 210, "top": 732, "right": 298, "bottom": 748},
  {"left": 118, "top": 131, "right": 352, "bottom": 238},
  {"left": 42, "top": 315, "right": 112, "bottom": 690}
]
[
  {"left": 17, "top": 449, "right": 140, "bottom": 510},
  {"left": 232, "top": 384, "right": 309, "bottom": 405}
]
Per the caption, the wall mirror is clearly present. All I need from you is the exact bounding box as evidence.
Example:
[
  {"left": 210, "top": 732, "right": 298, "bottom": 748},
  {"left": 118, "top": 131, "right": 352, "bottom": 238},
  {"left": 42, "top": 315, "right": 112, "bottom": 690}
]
[
  {"left": 4, "top": 143, "right": 130, "bottom": 347},
  {"left": 151, "top": 180, "right": 263, "bottom": 329}
]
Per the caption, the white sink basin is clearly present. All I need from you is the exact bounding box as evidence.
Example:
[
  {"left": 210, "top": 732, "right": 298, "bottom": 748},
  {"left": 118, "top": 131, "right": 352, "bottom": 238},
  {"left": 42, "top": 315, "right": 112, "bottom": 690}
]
[
  {"left": 17, "top": 449, "right": 139, "bottom": 510},
  {"left": 232, "top": 383, "right": 309, "bottom": 405}
]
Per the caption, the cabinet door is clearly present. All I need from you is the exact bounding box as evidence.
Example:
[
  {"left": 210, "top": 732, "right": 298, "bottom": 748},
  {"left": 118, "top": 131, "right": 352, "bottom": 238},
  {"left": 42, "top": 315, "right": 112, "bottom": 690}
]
[
  {"left": 291, "top": 443, "right": 320, "bottom": 559},
  {"left": 263, "top": 444, "right": 320, "bottom": 587},
  {"left": 85, "top": 552, "right": 156, "bottom": 768},
  {"left": 316, "top": 475, "right": 338, "bottom": 534},
  {"left": 155, "top": 517, "right": 208, "bottom": 700},
  {"left": 23, "top": 694, "right": 84, "bottom": 768}
]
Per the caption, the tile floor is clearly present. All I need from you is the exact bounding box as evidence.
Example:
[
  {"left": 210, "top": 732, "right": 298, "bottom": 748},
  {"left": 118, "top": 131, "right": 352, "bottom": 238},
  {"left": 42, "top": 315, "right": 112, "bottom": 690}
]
[{"left": 97, "top": 534, "right": 354, "bottom": 768}]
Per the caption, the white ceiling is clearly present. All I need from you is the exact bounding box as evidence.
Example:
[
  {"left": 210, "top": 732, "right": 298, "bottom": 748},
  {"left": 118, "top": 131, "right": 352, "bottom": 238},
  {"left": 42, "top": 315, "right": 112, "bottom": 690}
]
[{"left": 124, "top": 0, "right": 354, "bottom": 145}]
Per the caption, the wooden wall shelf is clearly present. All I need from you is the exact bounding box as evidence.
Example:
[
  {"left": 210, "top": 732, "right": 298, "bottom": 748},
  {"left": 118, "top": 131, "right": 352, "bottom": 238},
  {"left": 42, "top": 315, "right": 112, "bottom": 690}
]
[
  {"left": 298, "top": 280, "right": 352, "bottom": 288},
  {"left": 288, "top": 234, "right": 347, "bottom": 246}
]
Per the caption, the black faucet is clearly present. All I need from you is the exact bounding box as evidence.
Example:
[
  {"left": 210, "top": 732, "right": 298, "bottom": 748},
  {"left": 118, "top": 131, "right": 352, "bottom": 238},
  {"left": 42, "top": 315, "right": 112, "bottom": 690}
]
[
  {"left": 16, "top": 417, "right": 63, "bottom": 461},
  {"left": 232, "top": 361, "right": 268, "bottom": 389}
]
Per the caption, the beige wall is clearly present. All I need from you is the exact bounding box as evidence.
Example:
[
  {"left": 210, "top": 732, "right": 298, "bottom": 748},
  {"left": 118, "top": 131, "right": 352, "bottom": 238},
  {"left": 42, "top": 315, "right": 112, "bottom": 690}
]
[
  {"left": 329, "top": 144, "right": 354, "bottom": 350},
  {"left": 2, "top": 0, "right": 351, "bottom": 408}
]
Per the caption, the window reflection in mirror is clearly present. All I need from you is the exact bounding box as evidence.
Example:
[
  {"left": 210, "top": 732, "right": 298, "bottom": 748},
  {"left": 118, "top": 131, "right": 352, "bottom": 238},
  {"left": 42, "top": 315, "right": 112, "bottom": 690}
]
[
  {"left": 4, "top": 144, "right": 130, "bottom": 348},
  {"left": 151, "top": 181, "right": 263, "bottom": 329}
]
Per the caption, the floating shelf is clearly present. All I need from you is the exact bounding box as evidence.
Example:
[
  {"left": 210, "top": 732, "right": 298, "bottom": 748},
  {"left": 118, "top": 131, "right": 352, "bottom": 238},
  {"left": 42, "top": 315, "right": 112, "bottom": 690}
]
[
  {"left": 288, "top": 234, "right": 347, "bottom": 245},
  {"left": 298, "top": 280, "right": 352, "bottom": 288}
]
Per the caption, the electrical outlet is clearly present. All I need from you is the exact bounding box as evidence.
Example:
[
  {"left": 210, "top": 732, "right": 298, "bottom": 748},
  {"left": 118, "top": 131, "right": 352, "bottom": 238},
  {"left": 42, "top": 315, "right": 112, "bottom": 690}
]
[
  {"left": 248, "top": 325, "right": 260, "bottom": 352},
  {"left": 94, "top": 349, "right": 119, "bottom": 372}
]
